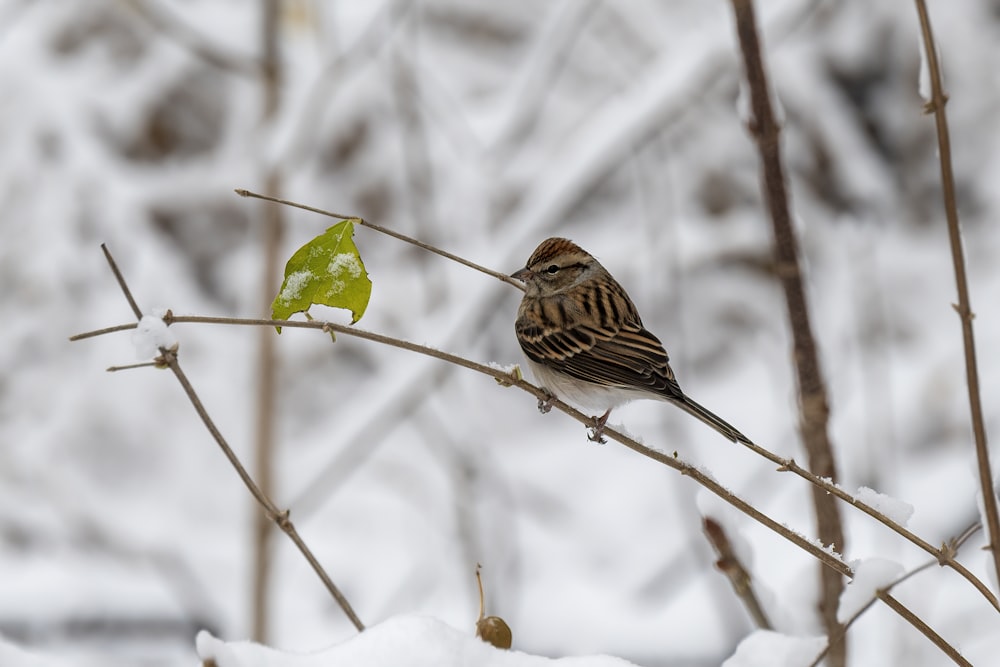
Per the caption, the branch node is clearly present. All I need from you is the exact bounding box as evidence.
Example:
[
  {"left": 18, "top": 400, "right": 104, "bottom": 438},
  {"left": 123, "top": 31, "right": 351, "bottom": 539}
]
[
  {"left": 950, "top": 302, "right": 975, "bottom": 320},
  {"left": 938, "top": 541, "right": 957, "bottom": 565},
  {"left": 922, "top": 93, "right": 948, "bottom": 115},
  {"left": 270, "top": 508, "right": 292, "bottom": 530},
  {"left": 493, "top": 365, "right": 523, "bottom": 388}
]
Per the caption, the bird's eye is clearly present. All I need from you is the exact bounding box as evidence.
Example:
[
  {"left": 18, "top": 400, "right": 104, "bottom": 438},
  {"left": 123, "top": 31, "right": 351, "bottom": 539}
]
[{"left": 545, "top": 264, "right": 560, "bottom": 274}]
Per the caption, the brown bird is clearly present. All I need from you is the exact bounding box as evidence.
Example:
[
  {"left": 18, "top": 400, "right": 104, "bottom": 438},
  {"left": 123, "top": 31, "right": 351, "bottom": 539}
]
[{"left": 513, "top": 237, "right": 750, "bottom": 444}]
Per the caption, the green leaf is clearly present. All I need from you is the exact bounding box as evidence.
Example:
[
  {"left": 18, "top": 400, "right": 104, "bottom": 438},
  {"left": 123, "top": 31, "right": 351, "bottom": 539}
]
[{"left": 272, "top": 219, "right": 372, "bottom": 329}]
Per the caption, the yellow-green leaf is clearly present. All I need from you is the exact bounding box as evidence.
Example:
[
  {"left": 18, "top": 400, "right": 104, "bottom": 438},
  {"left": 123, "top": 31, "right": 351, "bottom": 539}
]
[{"left": 272, "top": 220, "right": 372, "bottom": 329}]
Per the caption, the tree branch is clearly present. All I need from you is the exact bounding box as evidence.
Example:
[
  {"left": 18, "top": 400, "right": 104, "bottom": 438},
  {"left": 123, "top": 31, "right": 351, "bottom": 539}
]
[
  {"left": 703, "top": 517, "right": 772, "bottom": 630},
  {"left": 728, "top": 1, "right": 846, "bottom": 662},
  {"left": 92, "top": 245, "right": 365, "bottom": 633},
  {"left": 73, "top": 310, "right": 961, "bottom": 654},
  {"left": 231, "top": 182, "right": 996, "bottom": 612},
  {"left": 235, "top": 189, "right": 524, "bottom": 291},
  {"left": 71, "top": 311, "right": 999, "bottom": 612},
  {"left": 913, "top": 0, "right": 1000, "bottom": 595},
  {"left": 811, "top": 522, "right": 981, "bottom": 667}
]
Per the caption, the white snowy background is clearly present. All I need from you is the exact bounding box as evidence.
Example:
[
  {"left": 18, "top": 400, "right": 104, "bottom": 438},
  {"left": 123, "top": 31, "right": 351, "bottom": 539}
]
[{"left": 1, "top": 0, "right": 999, "bottom": 665}]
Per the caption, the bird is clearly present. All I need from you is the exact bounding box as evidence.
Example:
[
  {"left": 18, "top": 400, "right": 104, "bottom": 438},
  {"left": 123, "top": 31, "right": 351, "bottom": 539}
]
[{"left": 512, "top": 237, "right": 750, "bottom": 444}]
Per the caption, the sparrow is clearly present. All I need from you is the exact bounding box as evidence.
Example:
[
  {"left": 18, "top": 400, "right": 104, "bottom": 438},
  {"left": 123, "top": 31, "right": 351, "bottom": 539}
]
[{"left": 512, "top": 237, "right": 750, "bottom": 444}]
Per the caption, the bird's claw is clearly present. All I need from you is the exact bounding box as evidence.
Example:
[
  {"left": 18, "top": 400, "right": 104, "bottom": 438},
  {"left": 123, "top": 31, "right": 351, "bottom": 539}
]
[
  {"left": 536, "top": 391, "right": 555, "bottom": 414},
  {"left": 587, "top": 411, "right": 611, "bottom": 444}
]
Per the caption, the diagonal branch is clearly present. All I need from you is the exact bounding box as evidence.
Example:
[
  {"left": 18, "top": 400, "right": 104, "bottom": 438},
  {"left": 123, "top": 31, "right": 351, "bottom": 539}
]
[
  {"left": 71, "top": 312, "right": 999, "bottom": 612},
  {"left": 228, "top": 191, "right": 1000, "bottom": 612},
  {"left": 94, "top": 245, "right": 365, "bottom": 633},
  {"left": 913, "top": 0, "right": 1000, "bottom": 594},
  {"left": 811, "top": 522, "right": 981, "bottom": 667},
  {"left": 72, "top": 312, "right": 965, "bottom": 659},
  {"left": 703, "top": 517, "right": 772, "bottom": 630},
  {"left": 235, "top": 189, "right": 523, "bottom": 291}
]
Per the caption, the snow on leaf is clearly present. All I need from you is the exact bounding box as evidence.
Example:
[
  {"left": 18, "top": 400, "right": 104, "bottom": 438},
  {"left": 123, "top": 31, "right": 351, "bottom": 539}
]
[{"left": 271, "top": 219, "right": 372, "bottom": 328}]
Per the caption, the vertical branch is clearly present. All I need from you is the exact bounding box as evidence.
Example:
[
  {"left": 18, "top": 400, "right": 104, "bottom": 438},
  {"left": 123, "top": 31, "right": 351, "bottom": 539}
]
[
  {"left": 251, "top": 0, "right": 284, "bottom": 644},
  {"left": 728, "top": 1, "right": 846, "bottom": 663},
  {"left": 914, "top": 0, "right": 1000, "bottom": 588}
]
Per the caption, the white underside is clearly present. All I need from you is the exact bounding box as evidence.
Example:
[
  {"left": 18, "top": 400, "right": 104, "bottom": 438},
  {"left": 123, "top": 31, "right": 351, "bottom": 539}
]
[{"left": 525, "top": 359, "right": 657, "bottom": 416}]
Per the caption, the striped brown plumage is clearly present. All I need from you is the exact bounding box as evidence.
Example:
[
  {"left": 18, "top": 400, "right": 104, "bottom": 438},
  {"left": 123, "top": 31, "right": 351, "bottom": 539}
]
[{"left": 513, "top": 237, "right": 750, "bottom": 444}]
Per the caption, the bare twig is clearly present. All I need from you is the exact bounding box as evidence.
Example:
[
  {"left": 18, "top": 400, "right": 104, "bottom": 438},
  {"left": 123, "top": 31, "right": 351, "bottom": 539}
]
[
  {"left": 101, "top": 244, "right": 143, "bottom": 320},
  {"left": 93, "top": 247, "right": 365, "bottom": 633},
  {"left": 913, "top": 0, "right": 1000, "bottom": 593},
  {"left": 113, "top": 181, "right": 1000, "bottom": 609},
  {"left": 73, "top": 313, "right": 848, "bottom": 573},
  {"left": 812, "top": 522, "right": 981, "bottom": 667},
  {"left": 738, "top": 441, "right": 997, "bottom": 609},
  {"left": 234, "top": 189, "right": 525, "bottom": 291},
  {"left": 71, "top": 323, "right": 139, "bottom": 340},
  {"left": 702, "top": 517, "right": 772, "bottom": 629},
  {"left": 878, "top": 593, "right": 970, "bottom": 667},
  {"left": 70, "top": 312, "right": 1000, "bottom": 612},
  {"left": 728, "top": 1, "right": 846, "bottom": 662},
  {"left": 107, "top": 361, "right": 162, "bottom": 372},
  {"left": 74, "top": 308, "right": 967, "bottom": 655}
]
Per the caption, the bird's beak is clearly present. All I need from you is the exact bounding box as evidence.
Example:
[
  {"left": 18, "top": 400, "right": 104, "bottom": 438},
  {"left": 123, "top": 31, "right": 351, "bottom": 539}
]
[{"left": 511, "top": 267, "right": 531, "bottom": 282}]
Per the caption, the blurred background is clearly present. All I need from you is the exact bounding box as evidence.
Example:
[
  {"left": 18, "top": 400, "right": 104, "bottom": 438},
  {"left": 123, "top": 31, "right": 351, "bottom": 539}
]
[{"left": 1, "top": 0, "right": 999, "bottom": 665}]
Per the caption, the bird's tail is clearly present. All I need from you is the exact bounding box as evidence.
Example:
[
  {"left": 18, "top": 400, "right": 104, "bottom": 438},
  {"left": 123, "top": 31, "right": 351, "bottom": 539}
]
[{"left": 674, "top": 395, "right": 752, "bottom": 445}]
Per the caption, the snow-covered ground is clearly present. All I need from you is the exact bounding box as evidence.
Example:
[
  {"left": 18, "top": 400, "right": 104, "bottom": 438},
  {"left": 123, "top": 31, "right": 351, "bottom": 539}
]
[{"left": 1, "top": 1, "right": 999, "bottom": 665}]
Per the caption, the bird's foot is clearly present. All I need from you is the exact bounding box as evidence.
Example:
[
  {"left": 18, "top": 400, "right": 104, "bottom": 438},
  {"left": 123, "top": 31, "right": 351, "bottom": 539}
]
[
  {"left": 536, "top": 390, "right": 555, "bottom": 414},
  {"left": 587, "top": 410, "right": 611, "bottom": 444}
]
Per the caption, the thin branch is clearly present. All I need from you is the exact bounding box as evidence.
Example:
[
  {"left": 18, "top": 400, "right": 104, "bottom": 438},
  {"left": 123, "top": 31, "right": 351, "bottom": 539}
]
[
  {"left": 107, "top": 361, "right": 162, "bottom": 372},
  {"left": 914, "top": 0, "right": 1000, "bottom": 593},
  {"left": 234, "top": 189, "right": 525, "bottom": 291},
  {"left": 70, "top": 323, "right": 138, "bottom": 341},
  {"left": 72, "top": 313, "right": 849, "bottom": 574},
  {"left": 703, "top": 517, "right": 772, "bottom": 629},
  {"left": 879, "top": 592, "right": 970, "bottom": 667},
  {"left": 101, "top": 243, "right": 143, "bottom": 320},
  {"left": 71, "top": 313, "right": 1000, "bottom": 612},
  {"left": 93, "top": 201, "right": 996, "bottom": 610},
  {"left": 812, "top": 522, "right": 981, "bottom": 667},
  {"left": 94, "top": 247, "right": 365, "bottom": 633},
  {"left": 165, "top": 350, "right": 364, "bottom": 632},
  {"left": 728, "top": 1, "right": 846, "bottom": 663},
  {"left": 738, "top": 442, "right": 997, "bottom": 610},
  {"left": 75, "top": 310, "right": 967, "bottom": 654}
]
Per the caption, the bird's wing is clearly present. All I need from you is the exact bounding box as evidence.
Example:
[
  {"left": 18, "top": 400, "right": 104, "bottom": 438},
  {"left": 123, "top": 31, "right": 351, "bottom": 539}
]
[{"left": 517, "top": 314, "right": 684, "bottom": 400}]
